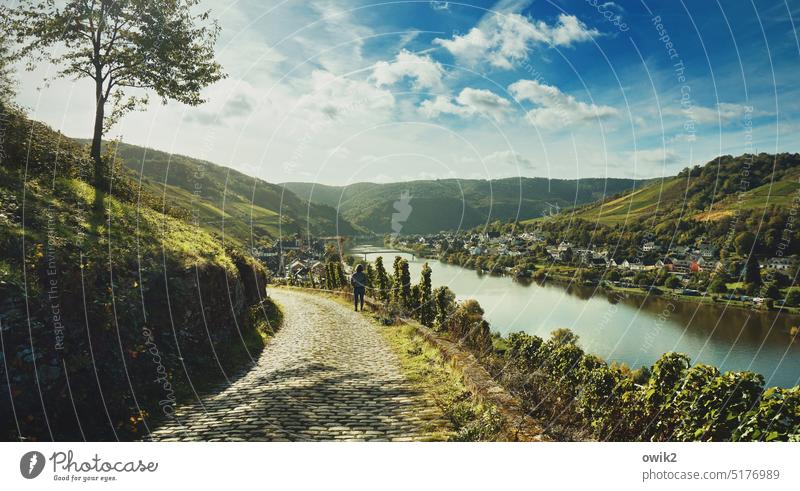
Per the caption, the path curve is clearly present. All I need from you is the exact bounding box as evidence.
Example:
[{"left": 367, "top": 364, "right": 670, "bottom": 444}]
[{"left": 148, "top": 289, "right": 441, "bottom": 441}]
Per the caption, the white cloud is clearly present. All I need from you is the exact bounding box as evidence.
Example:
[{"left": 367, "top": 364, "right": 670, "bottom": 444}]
[
  {"left": 184, "top": 80, "right": 259, "bottom": 126},
  {"left": 629, "top": 148, "right": 682, "bottom": 166},
  {"left": 371, "top": 50, "right": 445, "bottom": 91},
  {"left": 420, "top": 87, "right": 512, "bottom": 122},
  {"left": 509, "top": 79, "right": 617, "bottom": 129},
  {"left": 433, "top": 13, "right": 599, "bottom": 69},
  {"left": 667, "top": 102, "right": 764, "bottom": 125},
  {"left": 483, "top": 150, "right": 534, "bottom": 168},
  {"left": 297, "top": 70, "right": 395, "bottom": 122},
  {"left": 306, "top": 1, "right": 374, "bottom": 74}
]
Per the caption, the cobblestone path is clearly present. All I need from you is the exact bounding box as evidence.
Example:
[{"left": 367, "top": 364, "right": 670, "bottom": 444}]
[{"left": 148, "top": 289, "right": 443, "bottom": 441}]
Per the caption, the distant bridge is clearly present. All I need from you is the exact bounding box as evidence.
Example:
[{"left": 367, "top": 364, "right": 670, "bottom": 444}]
[{"left": 353, "top": 250, "right": 415, "bottom": 260}]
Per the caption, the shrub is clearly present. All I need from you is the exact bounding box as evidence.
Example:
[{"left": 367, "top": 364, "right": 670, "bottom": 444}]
[
  {"left": 671, "top": 370, "right": 764, "bottom": 441},
  {"left": 733, "top": 386, "right": 800, "bottom": 441}
]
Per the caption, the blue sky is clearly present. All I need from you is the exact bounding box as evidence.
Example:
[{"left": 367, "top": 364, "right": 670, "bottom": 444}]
[{"left": 14, "top": 0, "right": 800, "bottom": 184}]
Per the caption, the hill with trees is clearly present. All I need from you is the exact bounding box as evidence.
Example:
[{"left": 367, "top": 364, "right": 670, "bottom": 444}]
[
  {"left": 89, "top": 141, "right": 360, "bottom": 244},
  {"left": 282, "top": 177, "right": 644, "bottom": 234},
  {"left": 518, "top": 153, "right": 800, "bottom": 260}
]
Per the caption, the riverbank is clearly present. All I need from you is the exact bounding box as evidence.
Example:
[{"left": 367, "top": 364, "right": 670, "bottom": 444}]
[
  {"left": 346, "top": 242, "right": 800, "bottom": 388},
  {"left": 382, "top": 240, "right": 800, "bottom": 318},
  {"left": 279, "top": 284, "right": 798, "bottom": 442}
]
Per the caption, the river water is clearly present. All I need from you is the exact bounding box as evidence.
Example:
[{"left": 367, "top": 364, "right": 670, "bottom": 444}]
[{"left": 348, "top": 244, "right": 800, "bottom": 388}]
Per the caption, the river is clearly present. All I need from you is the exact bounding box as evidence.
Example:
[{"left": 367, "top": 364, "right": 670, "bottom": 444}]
[{"left": 348, "top": 244, "right": 800, "bottom": 388}]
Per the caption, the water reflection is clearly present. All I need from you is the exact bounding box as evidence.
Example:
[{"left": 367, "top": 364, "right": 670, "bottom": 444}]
[{"left": 348, "top": 244, "right": 800, "bottom": 387}]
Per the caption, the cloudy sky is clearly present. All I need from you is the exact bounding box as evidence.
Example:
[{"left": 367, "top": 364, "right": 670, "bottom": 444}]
[{"left": 13, "top": 0, "right": 800, "bottom": 185}]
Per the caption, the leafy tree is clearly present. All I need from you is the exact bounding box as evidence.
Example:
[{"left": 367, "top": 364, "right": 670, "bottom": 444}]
[
  {"left": 4, "top": 0, "right": 225, "bottom": 191},
  {"left": 335, "top": 262, "right": 346, "bottom": 288},
  {"left": 605, "top": 268, "right": 621, "bottom": 282},
  {"left": 634, "top": 271, "right": 651, "bottom": 287},
  {"left": 549, "top": 328, "right": 579, "bottom": 346},
  {"left": 763, "top": 282, "right": 780, "bottom": 300},
  {"left": 665, "top": 275, "right": 682, "bottom": 289},
  {"left": 743, "top": 256, "right": 762, "bottom": 288},
  {"left": 399, "top": 259, "right": 411, "bottom": 307},
  {"left": 770, "top": 271, "right": 790, "bottom": 288},
  {"left": 432, "top": 285, "right": 455, "bottom": 330},
  {"left": 391, "top": 256, "right": 403, "bottom": 303},
  {"left": 374, "top": 256, "right": 390, "bottom": 302},
  {"left": 785, "top": 289, "right": 800, "bottom": 307},
  {"left": 735, "top": 231, "right": 756, "bottom": 256},
  {"left": 541, "top": 337, "right": 584, "bottom": 386},
  {"left": 0, "top": 29, "right": 15, "bottom": 102},
  {"left": 364, "top": 263, "right": 375, "bottom": 295},
  {"left": 408, "top": 284, "right": 421, "bottom": 312},
  {"left": 708, "top": 278, "right": 727, "bottom": 294},
  {"left": 418, "top": 262, "right": 434, "bottom": 326},
  {"left": 325, "top": 262, "right": 336, "bottom": 289}
]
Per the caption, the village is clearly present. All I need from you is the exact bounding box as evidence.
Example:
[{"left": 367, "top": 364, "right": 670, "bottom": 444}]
[
  {"left": 247, "top": 228, "right": 798, "bottom": 311},
  {"left": 386, "top": 230, "right": 798, "bottom": 308}
]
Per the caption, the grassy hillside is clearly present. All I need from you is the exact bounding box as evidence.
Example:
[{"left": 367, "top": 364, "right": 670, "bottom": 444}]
[
  {"left": 514, "top": 153, "right": 800, "bottom": 263},
  {"left": 79, "top": 140, "right": 360, "bottom": 245},
  {"left": 543, "top": 153, "right": 800, "bottom": 226},
  {"left": 283, "top": 177, "right": 643, "bottom": 234},
  {"left": 1, "top": 106, "right": 280, "bottom": 440}
]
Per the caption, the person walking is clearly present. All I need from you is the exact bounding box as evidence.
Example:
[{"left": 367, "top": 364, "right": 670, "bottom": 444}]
[{"left": 351, "top": 264, "right": 367, "bottom": 311}]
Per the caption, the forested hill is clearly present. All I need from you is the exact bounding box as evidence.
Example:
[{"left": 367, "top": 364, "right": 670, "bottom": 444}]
[
  {"left": 520, "top": 152, "right": 800, "bottom": 259},
  {"left": 78, "top": 140, "right": 360, "bottom": 244},
  {"left": 546, "top": 152, "right": 800, "bottom": 226},
  {"left": 281, "top": 177, "right": 645, "bottom": 234}
]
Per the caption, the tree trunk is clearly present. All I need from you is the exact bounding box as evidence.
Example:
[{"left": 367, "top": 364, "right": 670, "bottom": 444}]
[{"left": 91, "top": 87, "right": 105, "bottom": 193}]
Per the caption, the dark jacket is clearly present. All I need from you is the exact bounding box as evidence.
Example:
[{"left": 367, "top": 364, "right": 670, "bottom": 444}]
[{"left": 351, "top": 271, "right": 368, "bottom": 290}]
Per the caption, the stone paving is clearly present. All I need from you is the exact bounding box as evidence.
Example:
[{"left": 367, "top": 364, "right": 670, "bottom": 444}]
[{"left": 147, "top": 289, "right": 443, "bottom": 441}]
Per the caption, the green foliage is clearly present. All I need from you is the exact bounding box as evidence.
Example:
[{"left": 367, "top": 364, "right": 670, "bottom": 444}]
[
  {"left": 743, "top": 256, "right": 762, "bottom": 286},
  {"left": 763, "top": 282, "right": 780, "bottom": 300},
  {"left": 665, "top": 275, "right": 682, "bottom": 289},
  {"left": 735, "top": 231, "right": 756, "bottom": 256},
  {"left": 708, "top": 278, "right": 727, "bottom": 294},
  {"left": 418, "top": 262, "right": 434, "bottom": 327},
  {"left": 391, "top": 256, "right": 411, "bottom": 308},
  {"left": 373, "top": 256, "right": 390, "bottom": 302},
  {"left": 505, "top": 332, "right": 544, "bottom": 370},
  {"left": 441, "top": 299, "right": 492, "bottom": 353},
  {"left": 432, "top": 285, "right": 455, "bottom": 330},
  {"left": 670, "top": 370, "right": 765, "bottom": 441},
  {"left": 5, "top": 0, "right": 226, "bottom": 188},
  {"left": 733, "top": 386, "right": 800, "bottom": 442},
  {"left": 0, "top": 32, "right": 15, "bottom": 102},
  {"left": 576, "top": 357, "right": 628, "bottom": 438},
  {"left": 785, "top": 289, "right": 800, "bottom": 307}
]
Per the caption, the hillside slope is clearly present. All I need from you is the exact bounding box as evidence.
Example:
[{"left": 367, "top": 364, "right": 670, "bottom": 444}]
[
  {"left": 81, "top": 140, "right": 359, "bottom": 245},
  {"left": 283, "top": 177, "right": 644, "bottom": 234},
  {"left": 552, "top": 153, "right": 800, "bottom": 226},
  {"left": 1, "top": 107, "right": 279, "bottom": 440},
  {"left": 515, "top": 153, "right": 800, "bottom": 261}
]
